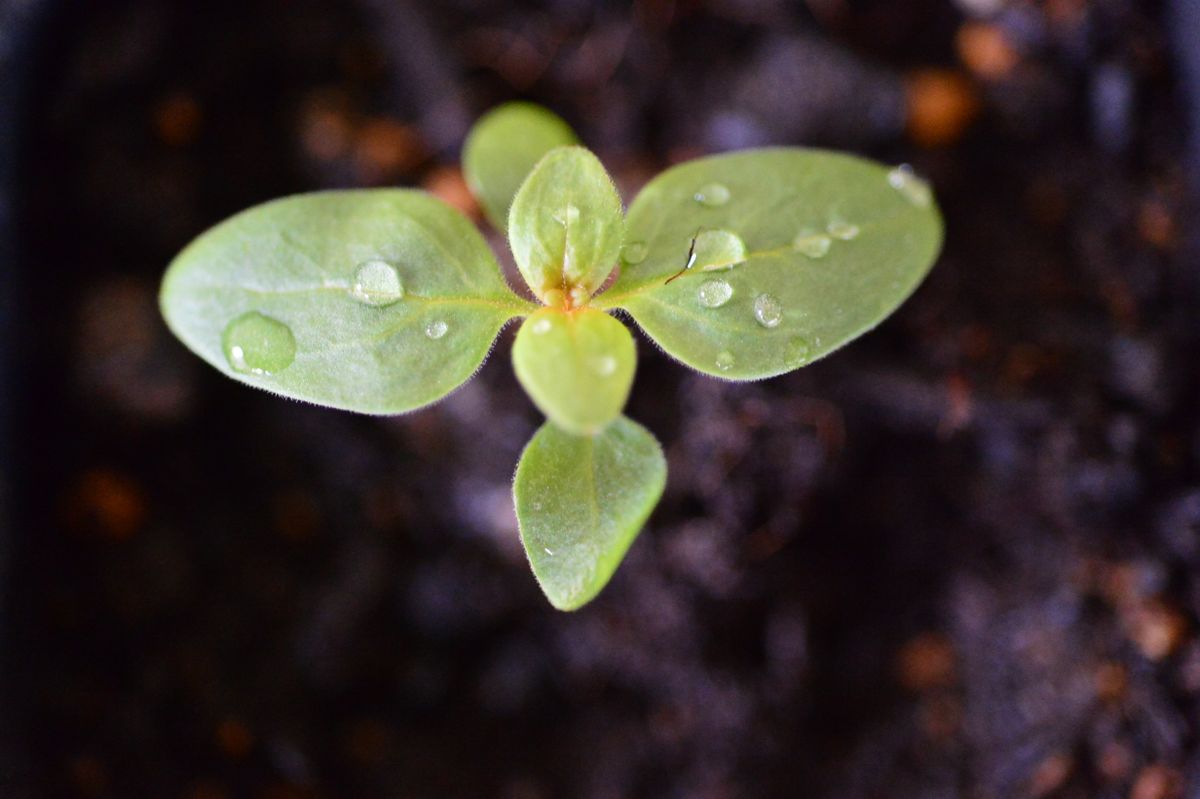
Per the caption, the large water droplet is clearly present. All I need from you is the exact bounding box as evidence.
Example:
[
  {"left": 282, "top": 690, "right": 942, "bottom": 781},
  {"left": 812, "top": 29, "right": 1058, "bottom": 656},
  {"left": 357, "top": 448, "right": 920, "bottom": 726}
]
[
  {"left": 350, "top": 260, "right": 404, "bottom": 306},
  {"left": 530, "top": 317, "right": 553, "bottom": 334},
  {"left": 621, "top": 241, "right": 648, "bottom": 265},
  {"left": 553, "top": 203, "right": 581, "bottom": 226},
  {"left": 715, "top": 351, "right": 735, "bottom": 371},
  {"left": 694, "top": 229, "right": 747, "bottom": 271},
  {"left": 697, "top": 279, "right": 734, "bottom": 308},
  {"left": 887, "top": 165, "right": 933, "bottom": 207},
  {"left": 793, "top": 232, "right": 832, "bottom": 259},
  {"left": 592, "top": 355, "right": 618, "bottom": 377},
  {"left": 693, "top": 183, "right": 731, "bottom": 207},
  {"left": 827, "top": 220, "right": 860, "bottom": 241},
  {"left": 425, "top": 319, "right": 448, "bottom": 339},
  {"left": 222, "top": 312, "right": 296, "bottom": 375},
  {"left": 753, "top": 293, "right": 783, "bottom": 328}
]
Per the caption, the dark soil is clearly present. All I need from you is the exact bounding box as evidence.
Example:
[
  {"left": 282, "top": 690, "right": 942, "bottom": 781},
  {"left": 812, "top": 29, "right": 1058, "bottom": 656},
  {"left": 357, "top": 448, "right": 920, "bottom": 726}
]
[{"left": 6, "top": 0, "right": 1200, "bottom": 797}]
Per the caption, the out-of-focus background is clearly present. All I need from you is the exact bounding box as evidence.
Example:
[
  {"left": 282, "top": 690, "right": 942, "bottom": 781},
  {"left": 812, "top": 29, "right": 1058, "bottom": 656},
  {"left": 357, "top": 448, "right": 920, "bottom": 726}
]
[{"left": 3, "top": 0, "right": 1200, "bottom": 796}]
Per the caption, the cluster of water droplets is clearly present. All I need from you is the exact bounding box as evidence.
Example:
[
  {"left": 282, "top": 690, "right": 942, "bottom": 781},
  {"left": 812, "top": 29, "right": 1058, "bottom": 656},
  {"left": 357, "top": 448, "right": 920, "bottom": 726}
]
[{"left": 221, "top": 258, "right": 454, "bottom": 376}]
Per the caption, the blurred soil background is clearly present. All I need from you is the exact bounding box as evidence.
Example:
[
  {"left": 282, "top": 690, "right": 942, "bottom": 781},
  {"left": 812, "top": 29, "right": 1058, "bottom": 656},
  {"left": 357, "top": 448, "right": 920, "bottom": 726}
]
[{"left": 3, "top": 0, "right": 1200, "bottom": 797}]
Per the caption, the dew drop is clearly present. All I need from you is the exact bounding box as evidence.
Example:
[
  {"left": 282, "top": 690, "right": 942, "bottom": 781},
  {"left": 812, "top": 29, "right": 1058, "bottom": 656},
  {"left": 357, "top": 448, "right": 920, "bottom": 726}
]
[
  {"left": 530, "top": 317, "right": 553, "bottom": 334},
  {"left": 787, "top": 336, "right": 811, "bottom": 363},
  {"left": 827, "top": 220, "right": 860, "bottom": 241},
  {"left": 715, "top": 351, "right": 736, "bottom": 371},
  {"left": 621, "top": 241, "right": 648, "bottom": 265},
  {"left": 753, "top": 293, "right": 783, "bottom": 328},
  {"left": 544, "top": 547, "right": 555, "bottom": 556},
  {"left": 350, "top": 259, "right": 404, "bottom": 306},
  {"left": 697, "top": 279, "right": 734, "bottom": 308},
  {"left": 693, "top": 183, "right": 731, "bottom": 207},
  {"left": 793, "top": 232, "right": 832, "bottom": 259},
  {"left": 593, "top": 355, "right": 618, "bottom": 377},
  {"left": 694, "top": 229, "right": 747, "bottom": 271},
  {"left": 887, "top": 164, "right": 933, "bottom": 207},
  {"left": 222, "top": 311, "right": 296, "bottom": 376},
  {"left": 553, "top": 203, "right": 580, "bottom": 226},
  {"left": 424, "top": 319, "right": 448, "bottom": 339}
]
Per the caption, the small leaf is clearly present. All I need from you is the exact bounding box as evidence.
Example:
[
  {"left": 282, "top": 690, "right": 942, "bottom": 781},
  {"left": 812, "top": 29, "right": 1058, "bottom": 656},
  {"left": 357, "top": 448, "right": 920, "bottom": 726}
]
[
  {"left": 161, "top": 189, "right": 535, "bottom": 414},
  {"left": 514, "top": 415, "right": 667, "bottom": 611},
  {"left": 508, "top": 146, "right": 624, "bottom": 303},
  {"left": 512, "top": 308, "right": 636, "bottom": 436},
  {"left": 597, "top": 149, "right": 943, "bottom": 379},
  {"left": 462, "top": 103, "right": 579, "bottom": 230}
]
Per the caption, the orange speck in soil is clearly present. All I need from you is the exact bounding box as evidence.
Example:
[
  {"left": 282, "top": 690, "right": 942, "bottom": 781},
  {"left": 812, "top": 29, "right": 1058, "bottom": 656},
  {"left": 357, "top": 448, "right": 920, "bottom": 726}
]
[{"left": 905, "top": 69, "right": 979, "bottom": 148}]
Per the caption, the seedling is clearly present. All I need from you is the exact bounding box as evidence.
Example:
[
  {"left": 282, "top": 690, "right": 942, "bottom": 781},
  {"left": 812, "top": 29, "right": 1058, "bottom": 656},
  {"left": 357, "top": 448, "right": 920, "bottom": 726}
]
[{"left": 160, "top": 102, "right": 943, "bottom": 610}]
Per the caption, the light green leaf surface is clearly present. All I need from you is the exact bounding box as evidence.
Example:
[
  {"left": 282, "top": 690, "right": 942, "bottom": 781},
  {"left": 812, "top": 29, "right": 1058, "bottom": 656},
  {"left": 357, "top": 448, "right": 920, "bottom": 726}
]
[
  {"left": 514, "top": 415, "right": 667, "bottom": 611},
  {"left": 512, "top": 308, "right": 636, "bottom": 436},
  {"left": 596, "top": 149, "right": 943, "bottom": 379},
  {"left": 462, "top": 102, "right": 579, "bottom": 230},
  {"left": 161, "top": 189, "right": 534, "bottom": 414},
  {"left": 508, "top": 146, "right": 624, "bottom": 303}
]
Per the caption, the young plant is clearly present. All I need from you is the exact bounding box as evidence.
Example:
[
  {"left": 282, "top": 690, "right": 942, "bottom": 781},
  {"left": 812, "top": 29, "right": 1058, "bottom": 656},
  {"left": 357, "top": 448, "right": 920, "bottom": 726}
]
[{"left": 160, "top": 102, "right": 943, "bottom": 610}]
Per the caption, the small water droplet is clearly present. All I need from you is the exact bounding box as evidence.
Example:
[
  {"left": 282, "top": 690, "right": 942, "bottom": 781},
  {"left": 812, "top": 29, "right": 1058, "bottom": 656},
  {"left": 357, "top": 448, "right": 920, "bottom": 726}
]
[
  {"left": 621, "top": 241, "right": 648, "bottom": 265},
  {"left": 787, "top": 336, "right": 811, "bottom": 363},
  {"left": 887, "top": 164, "right": 933, "bottom": 207},
  {"left": 530, "top": 317, "right": 553, "bottom": 334},
  {"left": 350, "top": 259, "right": 404, "bottom": 306},
  {"left": 827, "top": 220, "right": 860, "bottom": 240},
  {"left": 544, "top": 547, "right": 554, "bottom": 556},
  {"left": 553, "top": 203, "right": 580, "bottom": 226},
  {"left": 424, "top": 319, "right": 448, "bottom": 339},
  {"left": 753, "top": 293, "right": 783, "bottom": 328},
  {"left": 715, "top": 351, "right": 736, "bottom": 371},
  {"left": 694, "top": 229, "right": 747, "bottom": 271},
  {"left": 793, "top": 232, "right": 832, "bottom": 258},
  {"left": 697, "top": 279, "right": 734, "bottom": 308},
  {"left": 693, "top": 182, "right": 731, "bottom": 207},
  {"left": 592, "top": 355, "right": 618, "bottom": 377},
  {"left": 222, "top": 312, "right": 296, "bottom": 375}
]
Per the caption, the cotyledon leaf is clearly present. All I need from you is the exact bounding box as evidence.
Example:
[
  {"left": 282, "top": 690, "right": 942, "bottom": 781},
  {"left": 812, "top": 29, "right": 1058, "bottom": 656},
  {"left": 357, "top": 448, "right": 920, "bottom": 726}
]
[
  {"left": 160, "top": 189, "right": 535, "bottom": 414},
  {"left": 514, "top": 415, "right": 667, "bottom": 611},
  {"left": 595, "top": 149, "right": 944, "bottom": 379},
  {"left": 512, "top": 307, "right": 636, "bottom": 436},
  {"left": 462, "top": 102, "right": 579, "bottom": 230}
]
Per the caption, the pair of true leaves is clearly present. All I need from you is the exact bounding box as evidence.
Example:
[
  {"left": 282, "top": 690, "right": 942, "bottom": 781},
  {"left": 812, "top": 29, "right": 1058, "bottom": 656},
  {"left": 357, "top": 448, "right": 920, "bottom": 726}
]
[{"left": 160, "top": 103, "right": 943, "bottom": 610}]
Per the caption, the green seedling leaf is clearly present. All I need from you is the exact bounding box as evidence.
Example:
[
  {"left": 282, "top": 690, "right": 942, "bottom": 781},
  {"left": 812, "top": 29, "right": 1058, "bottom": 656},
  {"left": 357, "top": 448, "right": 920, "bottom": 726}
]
[
  {"left": 508, "top": 146, "right": 624, "bottom": 305},
  {"left": 462, "top": 102, "right": 579, "bottom": 230},
  {"left": 161, "top": 189, "right": 535, "bottom": 414},
  {"left": 512, "top": 308, "right": 636, "bottom": 436},
  {"left": 597, "top": 150, "right": 943, "bottom": 379},
  {"left": 514, "top": 415, "right": 666, "bottom": 611}
]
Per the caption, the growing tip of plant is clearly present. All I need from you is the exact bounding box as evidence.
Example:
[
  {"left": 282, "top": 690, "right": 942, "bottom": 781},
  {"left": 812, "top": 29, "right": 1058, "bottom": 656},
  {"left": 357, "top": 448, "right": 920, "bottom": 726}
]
[{"left": 663, "top": 228, "right": 702, "bottom": 284}]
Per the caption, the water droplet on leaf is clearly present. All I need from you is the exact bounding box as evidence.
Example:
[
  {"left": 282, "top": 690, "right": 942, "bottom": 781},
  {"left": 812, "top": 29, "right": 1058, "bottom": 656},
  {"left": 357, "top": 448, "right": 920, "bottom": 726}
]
[
  {"left": 350, "top": 259, "right": 404, "bottom": 306},
  {"left": 827, "top": 220, "right": 860, "bottom": 240},
  {"left": 424, "top": 319, "right": 448, "bottom": 339},
  {"left": 715, "top": 351, "right": 735, "bottom": 371},
  {"left": 222, "top": 312, "right": 296, "bottom": 375},
  {"left": 787, "top": 336, "right": 811, "bottom": 363},
  {"left": 697, "top": 279, "right": 734, "bottom": 308},
  {"left": 793, "top": 232, "right": 832, "bottom": 259},
  {"left": 592, "top": 355, "right": 618, "bottom": 376},
  {"left": 753, "top": 293, "right": 783, "bottom": 328},
  {"left": 553, "top": 203, "right": 580, "bottom": 226},
  {"left": 887, "top": 165, "right": 933, "bottom": 207},
  {"left": 693, "top": 183, "right": 731, "bottom": 207},
  {"left": 621, "top": 241, "right": 648, "bottom": 265},
  {"left": 694, "top": 229, "right": 747, "bottom": 271}
]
